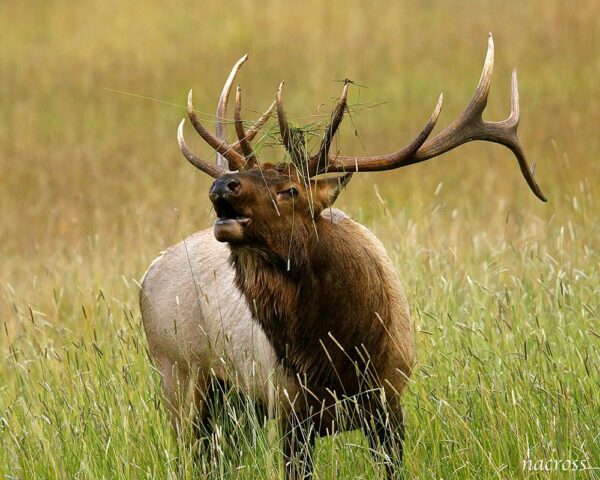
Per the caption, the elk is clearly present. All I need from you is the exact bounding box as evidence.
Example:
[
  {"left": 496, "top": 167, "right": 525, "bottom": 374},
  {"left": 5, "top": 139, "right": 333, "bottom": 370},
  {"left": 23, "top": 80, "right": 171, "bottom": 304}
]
[{"left": 140, "top": 34, "right": 545, "bottom": 479}]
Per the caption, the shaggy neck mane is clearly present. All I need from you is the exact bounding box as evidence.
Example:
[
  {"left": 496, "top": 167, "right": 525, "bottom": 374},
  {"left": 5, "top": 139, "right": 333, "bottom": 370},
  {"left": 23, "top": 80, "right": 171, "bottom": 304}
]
[{"left": 228, "top": 213, "right": 395, "bottom": 399}]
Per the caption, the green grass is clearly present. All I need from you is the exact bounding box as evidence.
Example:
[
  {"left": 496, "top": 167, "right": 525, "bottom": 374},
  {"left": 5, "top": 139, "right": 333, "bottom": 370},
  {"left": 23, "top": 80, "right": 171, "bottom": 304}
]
[{"left": 1, "top": 0, "right": 599, "bottom": 478}]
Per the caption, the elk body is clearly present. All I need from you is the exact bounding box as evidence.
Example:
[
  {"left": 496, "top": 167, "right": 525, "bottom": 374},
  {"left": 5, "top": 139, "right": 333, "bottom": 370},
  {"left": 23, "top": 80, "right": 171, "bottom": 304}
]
[{"left": 140, "top": 35, "right": 545, "bottom": 478}]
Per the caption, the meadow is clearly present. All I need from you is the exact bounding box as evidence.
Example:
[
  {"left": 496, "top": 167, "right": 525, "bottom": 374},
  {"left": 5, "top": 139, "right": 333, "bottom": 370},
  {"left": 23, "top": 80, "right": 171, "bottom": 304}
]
[{"left": 1, "top": 1, "right": 598, "bottom": 478}]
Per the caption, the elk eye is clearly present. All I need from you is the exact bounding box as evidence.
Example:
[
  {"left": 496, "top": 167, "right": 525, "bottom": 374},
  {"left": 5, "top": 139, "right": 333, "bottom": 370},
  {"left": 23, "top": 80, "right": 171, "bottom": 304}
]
[{"left": 278, "top": 187, "right": 299, "bottom": 198}]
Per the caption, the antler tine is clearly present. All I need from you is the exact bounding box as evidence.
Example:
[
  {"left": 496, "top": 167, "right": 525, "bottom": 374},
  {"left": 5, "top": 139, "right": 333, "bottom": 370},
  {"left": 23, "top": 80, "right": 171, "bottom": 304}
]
[
  {"left": 324, "top": 34, "right": 546, "bottom": 202},
  {"left": 506, "top": 68, "right": 519, "bottom": 128},
  {"left": 234, "top": 85, "right": 259, "bottom": 168},
  {"left": 308, "top": 81, "right": 350, "bottom": 176},
  {"left": 177, "top": 119, "right": 225, "bottom": 178},
  {"left": 232, "top": 100, "right": 276, "bottom": 151},
  {"left": 276, "top": 81, "right": 294, "bottom": 155},
  {"left": 496, "top": 68, "right": 542, "bottom": 198},
  {"left": 215, "top": 54, "right": 248, "bottom": 169},
  {"left": 400, "top": 33, "right": 496, "bottom": 162},
  {"left": 276, "top": 81, "right": 310, "bottom": 174},
  {"left": 323, "top": 93, "right": 444, "bottom": 172},
  {"left": 187, "top": 89, "right": 246, "bottom": 171}
]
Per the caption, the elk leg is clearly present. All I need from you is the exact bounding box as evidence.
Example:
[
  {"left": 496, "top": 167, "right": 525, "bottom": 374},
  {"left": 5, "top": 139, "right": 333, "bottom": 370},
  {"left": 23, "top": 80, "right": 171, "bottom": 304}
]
[
  {"left": 282, "top": 410, "right": 316, "bottom": 479},
  {"left": 199, "top": 377, "right": 268, "bottom": 470},
  {"left": 155, "top": 358, "right": 203, "bottom": 436},
  {"left": 194, "top": 376, "right": 226, "bottom": 446},
  {"left": 364, "top": 403, "right": 405, "bottom": 479}
]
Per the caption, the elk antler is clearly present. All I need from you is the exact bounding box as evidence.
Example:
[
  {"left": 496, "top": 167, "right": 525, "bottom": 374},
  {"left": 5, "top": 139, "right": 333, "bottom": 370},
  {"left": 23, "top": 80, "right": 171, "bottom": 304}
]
[
  {"left": 318, "top": 34, "right": 546, "bottom": 201},
  {"left": 187, "top": 89, "right": 247, "bottom": 171},
  {"left": 308, "top": 81, "right": 351, "bottom": 176},
  {"left": 232, "top": 99, "right": 276, "bottom": 154},
  {"left": 178, "top": 55, "right": 276, "bottom": 176},
  {"left": 276, "top": 82, "right": 305, "bottom": 168},
  {"left": 275, "top": 78, "right": 442, "bottom": 178},
  {"left": 177, "top": 119, "right": 225, "bottom": 178},
  {"left": 215, "top": 54, "right": 248, "bottom": 169},
  {"left": 234, "top": 85, "right": 260, "bottom": 168}
]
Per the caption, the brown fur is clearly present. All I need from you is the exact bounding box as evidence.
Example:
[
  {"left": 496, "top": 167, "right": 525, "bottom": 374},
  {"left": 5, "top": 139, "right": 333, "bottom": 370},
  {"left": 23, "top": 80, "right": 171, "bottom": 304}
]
[
  {"left": 211, "top": 167, "right": 414, "bottom": 435},
  {"left": 231, "top": 217, "right": 407, "bottom": 399}
]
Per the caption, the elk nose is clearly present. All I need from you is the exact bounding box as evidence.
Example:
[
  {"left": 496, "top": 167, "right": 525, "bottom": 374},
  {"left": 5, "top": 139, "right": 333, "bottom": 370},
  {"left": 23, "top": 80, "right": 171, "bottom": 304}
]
[{"left": 210, "top": 178, "right": 241, "bottom": 198}]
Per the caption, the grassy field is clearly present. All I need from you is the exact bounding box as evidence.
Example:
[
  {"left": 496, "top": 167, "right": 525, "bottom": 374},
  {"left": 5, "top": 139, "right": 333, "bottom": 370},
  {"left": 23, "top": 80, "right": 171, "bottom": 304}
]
[{"left": 1, "top": 0, "right": 599, "bottom": 478}]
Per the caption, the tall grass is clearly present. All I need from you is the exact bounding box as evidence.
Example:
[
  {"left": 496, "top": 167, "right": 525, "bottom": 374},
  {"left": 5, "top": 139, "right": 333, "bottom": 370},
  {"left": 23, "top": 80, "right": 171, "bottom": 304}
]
[{"left": 1, "top": 0, "right": 599, "bottom": 478}]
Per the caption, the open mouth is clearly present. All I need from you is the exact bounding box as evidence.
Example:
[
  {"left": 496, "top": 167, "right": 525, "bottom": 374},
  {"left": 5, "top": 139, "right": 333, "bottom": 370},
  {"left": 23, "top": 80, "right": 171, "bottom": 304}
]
[{"left": 212, "top": 197, "right": 250, "bottom": 226}]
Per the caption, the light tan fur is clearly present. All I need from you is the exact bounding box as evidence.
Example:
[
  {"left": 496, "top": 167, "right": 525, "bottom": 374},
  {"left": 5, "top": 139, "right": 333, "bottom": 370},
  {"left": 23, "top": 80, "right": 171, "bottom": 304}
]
[{"left": 140, "top": 228, "right": 298, "bottom": 427}]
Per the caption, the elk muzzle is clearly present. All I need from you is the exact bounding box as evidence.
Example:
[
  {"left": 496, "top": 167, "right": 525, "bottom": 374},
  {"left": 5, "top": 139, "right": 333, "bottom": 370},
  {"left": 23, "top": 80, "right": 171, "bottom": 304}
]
[{"left": 209, "top": 177, "right": 250, "bottom": 243}]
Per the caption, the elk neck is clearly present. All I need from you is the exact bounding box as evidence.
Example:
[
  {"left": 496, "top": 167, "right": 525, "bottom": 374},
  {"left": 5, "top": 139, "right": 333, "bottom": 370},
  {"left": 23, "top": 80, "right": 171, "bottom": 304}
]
[{"left": 227, "top": 210, "right": 400, "bottom": 398}]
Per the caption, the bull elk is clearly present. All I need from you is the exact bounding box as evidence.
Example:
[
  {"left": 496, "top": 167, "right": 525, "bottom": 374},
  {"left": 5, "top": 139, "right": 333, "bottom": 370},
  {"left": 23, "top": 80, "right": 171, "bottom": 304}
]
[{"left": 140, "top": 34, "right": 545, "bottom": 479}]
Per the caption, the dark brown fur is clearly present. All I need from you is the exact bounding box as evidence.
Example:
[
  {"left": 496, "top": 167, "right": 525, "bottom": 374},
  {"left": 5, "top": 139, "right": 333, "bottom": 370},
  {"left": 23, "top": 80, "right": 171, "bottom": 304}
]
[
  {"left": 210, "top": 166, "right": 413, "bottom": 478},
  {"left": 230, "top": 218, "right": 394, "bottom": 399}
]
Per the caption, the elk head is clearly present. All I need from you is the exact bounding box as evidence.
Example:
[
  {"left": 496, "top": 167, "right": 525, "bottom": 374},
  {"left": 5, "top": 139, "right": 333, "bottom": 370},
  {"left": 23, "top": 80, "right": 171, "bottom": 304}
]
[{"left": 177, "top": 34, "right": 546, "bottom": 256}]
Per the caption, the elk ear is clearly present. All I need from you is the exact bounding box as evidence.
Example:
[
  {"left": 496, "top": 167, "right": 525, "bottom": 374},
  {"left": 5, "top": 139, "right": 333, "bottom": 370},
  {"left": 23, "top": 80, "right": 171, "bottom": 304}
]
[{"left": 311, "top": 173, "right": 353, "bottom": 213}]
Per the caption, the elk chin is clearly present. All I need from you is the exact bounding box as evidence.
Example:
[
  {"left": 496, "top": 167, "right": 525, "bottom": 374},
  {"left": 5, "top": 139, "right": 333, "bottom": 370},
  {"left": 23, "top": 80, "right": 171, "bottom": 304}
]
[{"left": 214, "top": 217, "right": 250, "bottom": 243}]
